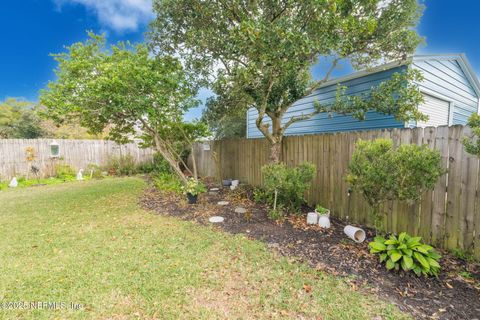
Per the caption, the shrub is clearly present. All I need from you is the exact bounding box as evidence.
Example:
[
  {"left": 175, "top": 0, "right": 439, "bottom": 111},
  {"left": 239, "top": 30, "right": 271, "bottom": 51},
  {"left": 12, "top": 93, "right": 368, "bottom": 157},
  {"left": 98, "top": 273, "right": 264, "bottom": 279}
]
[
  {"left": 463, "top": 113, "right": 480, "bottom": 157},
  {"left": 86, "top": 163, "right": 104, "bottom": 179},
  {"left": 153, "top": 173, "right": 183, "bottom": 194},
  {"left": 347, "top": 139, "right": 444, "bottom": 231},
  {"left": 17, "top": 176, "right": 27, "bottom": 183},
  {"left": 369, "top": 232, "right": 441, "bottom": 277},
  {"left": 137, "top": 153, "right": 172, "bottom": 174},
  {"left": 267, "top": 204, "right": 285, "bottom": 220},
  {"left": 257, "top": 162, "right": 316, "bottom": 217},
  {"left": 55, "top": 164, "right": 76, "bottom": 181},
  {"left": 105, "top": 154, "right": 137, "bottom": 176}
]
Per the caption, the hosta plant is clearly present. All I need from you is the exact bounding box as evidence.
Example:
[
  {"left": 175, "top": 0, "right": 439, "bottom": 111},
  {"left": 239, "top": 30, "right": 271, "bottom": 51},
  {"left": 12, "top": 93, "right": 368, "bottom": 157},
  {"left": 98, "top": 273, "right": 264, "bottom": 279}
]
[
  {"left": 369, "top": 232, "right": 441, "bottom": 277},
  {"left": 182, "top": 177, "right": 207, "bottom": 196}
]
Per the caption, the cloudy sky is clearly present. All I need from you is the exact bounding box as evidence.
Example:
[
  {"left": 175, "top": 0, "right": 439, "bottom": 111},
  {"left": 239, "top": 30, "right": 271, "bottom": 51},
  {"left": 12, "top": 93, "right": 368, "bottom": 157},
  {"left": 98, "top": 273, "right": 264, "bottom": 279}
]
[{"left": 1, "top": 0, "right": 479, "bottom": 120}]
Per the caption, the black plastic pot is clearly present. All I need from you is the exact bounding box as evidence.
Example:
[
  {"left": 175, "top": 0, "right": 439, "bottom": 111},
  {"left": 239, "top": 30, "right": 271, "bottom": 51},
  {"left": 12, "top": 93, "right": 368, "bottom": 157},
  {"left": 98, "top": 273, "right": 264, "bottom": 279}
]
[{"left": 186, "top": 193, "right": 198, "bottom": 204}]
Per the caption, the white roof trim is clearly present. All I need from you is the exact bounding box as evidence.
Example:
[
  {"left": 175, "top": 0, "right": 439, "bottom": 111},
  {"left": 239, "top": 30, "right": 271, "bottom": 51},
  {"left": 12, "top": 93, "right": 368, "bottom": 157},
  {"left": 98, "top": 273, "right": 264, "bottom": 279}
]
[
  {"left": 457, "top": 54, "right": 480, "bottom": 98},
  {"left": 315, "top": 54, "right": 480, "bottom": 99},
  {"left": 316, "top": 58, "right": 411, "bottom": 90}
]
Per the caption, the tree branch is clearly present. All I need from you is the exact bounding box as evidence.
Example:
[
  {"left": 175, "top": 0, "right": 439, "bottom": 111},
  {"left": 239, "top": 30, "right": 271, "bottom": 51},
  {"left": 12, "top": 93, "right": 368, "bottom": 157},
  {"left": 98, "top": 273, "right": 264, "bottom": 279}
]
[
  {"left": 283, "top": 109, "right": 321, "bottom": 130},
  {"left": 303, "top": 58, "right": 340, "bottom": 97}
]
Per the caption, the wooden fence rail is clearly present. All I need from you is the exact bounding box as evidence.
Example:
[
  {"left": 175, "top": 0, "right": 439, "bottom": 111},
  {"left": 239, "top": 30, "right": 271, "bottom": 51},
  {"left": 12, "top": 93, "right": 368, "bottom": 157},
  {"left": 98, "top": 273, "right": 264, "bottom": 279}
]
[
  {"left": 0, "top": 139, "right": 154, "bottom": 179},
  {"left": 193, "top": 125, "right": 480, "bottom": 259}
]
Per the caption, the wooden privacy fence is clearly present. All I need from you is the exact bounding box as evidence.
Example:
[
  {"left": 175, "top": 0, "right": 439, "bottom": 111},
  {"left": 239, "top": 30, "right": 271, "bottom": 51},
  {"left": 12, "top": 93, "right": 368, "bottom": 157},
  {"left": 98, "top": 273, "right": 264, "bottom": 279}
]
[
  {"left": 0, "top": 139, "right": 154, "bottom": 179},
  {"left": 193, "top": 125, "right": 480, "bottom": 259}
]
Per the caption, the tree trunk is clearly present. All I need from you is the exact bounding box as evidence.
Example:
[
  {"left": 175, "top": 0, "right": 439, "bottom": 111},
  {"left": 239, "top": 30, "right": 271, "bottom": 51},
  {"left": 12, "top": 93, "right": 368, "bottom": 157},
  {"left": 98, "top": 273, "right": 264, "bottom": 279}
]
[
  {"left": 190, "top": 145, "right": 198, "bottom": 181},
  {"left": 256, "top": 111, "right": 285, "bottom": 163},
  {"left": 152, "top": 134, "right": 189, "bottom": 185},
  {"left": 268, "top": 140, "right": 282, "bottom": 163},
  {"left": 267, "top": 116, "right": 284, "bottom": 163}
]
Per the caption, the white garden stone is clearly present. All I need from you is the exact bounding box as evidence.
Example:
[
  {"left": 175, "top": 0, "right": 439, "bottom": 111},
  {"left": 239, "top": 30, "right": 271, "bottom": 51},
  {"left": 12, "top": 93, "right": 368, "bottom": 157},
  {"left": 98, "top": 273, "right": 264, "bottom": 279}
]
[
  {"left": 234, "top": 207, "right": 247, "bottom": 214},
  {"left": 209, "top": 216, "right": 224, "bottom": 223}
]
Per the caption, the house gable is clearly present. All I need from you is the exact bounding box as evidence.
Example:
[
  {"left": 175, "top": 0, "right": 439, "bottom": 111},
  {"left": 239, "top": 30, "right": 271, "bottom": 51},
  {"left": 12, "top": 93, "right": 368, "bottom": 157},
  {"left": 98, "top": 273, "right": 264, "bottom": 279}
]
[
  {"left": 412, "top": 55, "right": 479, "bottom": 125},
  {"left": 246, "top": 54, "right": 480, "bottom": 138},
  {"left": 247, "top": 66, "right": 406, "bottom": 138}
]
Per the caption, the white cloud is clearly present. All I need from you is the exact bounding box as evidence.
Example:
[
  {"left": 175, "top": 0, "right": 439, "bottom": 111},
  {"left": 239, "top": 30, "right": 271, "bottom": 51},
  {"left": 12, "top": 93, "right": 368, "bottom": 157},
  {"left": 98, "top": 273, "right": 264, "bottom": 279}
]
[{"left": 54, "top": 0, "right": 153, "bottom": 32}]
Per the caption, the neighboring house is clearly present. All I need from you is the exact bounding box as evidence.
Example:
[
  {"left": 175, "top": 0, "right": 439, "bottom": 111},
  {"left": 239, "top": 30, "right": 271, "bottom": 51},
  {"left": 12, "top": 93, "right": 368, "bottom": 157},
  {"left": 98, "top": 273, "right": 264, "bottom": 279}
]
[{"left": 246, "top": 54, "right": 480, "bottom": 138}]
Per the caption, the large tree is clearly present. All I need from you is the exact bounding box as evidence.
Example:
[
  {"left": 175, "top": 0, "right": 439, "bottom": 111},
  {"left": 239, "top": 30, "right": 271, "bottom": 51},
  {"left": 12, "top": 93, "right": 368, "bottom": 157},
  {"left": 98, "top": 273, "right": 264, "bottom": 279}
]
[
  {"left": 150, "top": 0, "right": 426, "bottom": 162},
  {"left": 40, "top": 33, "right": 203, "bottom": 184},
  {"left": 0, "top": 98, "right": 47, "bottom": 139},
  {"left": 201, "top": 84, "right": 247, "bottom": 139}
]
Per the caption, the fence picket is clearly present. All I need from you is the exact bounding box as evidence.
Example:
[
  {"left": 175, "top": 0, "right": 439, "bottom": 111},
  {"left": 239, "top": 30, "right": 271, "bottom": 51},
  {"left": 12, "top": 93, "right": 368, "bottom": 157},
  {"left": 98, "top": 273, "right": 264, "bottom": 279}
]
[
  {"left": 192, "top": 126, "right": 480, "bottom": 259},
  {"left": 0, "top": 139, "right": 154, "bottom": 179}
]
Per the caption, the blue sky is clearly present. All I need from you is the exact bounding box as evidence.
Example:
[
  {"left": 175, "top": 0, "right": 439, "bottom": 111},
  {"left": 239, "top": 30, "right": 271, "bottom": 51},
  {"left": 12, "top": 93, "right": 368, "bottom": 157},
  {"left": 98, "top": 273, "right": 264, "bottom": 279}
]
[{"left": 1, "top": 0, "right": 479, "bottom": 120}]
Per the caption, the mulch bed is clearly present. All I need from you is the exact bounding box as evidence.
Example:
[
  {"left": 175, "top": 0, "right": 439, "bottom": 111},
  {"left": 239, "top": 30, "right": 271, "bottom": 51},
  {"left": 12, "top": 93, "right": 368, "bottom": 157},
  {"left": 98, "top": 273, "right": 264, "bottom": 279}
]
[{"left": 140, "top": 182, "right": 480, "bottom": 320}]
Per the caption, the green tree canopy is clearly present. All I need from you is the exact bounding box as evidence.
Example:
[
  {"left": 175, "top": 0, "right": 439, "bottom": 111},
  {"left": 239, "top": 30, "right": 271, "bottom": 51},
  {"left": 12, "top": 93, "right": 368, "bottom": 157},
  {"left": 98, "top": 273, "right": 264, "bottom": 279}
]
[
  {"left": 202, "top": 90, "right": 247, "bottom": 139},
  {"left": 150, "top": 0, "right": 426, "bottom": 162},
  {"left": 0, "top": 98, "right": 47, "bottom": 139},
  {"left": 40, "top": 33, "right": 204, "bottom": 183}
]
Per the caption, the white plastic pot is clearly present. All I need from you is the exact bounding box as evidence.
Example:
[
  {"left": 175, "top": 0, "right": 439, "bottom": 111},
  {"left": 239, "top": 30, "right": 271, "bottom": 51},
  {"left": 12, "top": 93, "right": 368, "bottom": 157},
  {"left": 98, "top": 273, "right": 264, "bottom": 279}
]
[
  {"left": 231, "top": 179, "right": 239, "bottom": 187},
  {"left": 306, "top": 212, "right": 318, "bottom": 225},
  {"left": 318, "top": 214, "right": 331, "bottom": 228},
  {"left": 344, "top": 225, "right": 366, "bottom": 243}
]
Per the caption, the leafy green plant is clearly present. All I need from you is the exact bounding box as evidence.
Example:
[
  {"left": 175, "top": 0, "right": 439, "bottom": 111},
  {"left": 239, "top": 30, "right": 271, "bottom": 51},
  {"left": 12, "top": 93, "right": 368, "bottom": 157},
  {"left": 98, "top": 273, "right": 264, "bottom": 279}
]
[
  {"left": 253, "top": 187, "right": 270, "bottom": 204},
  {"left": 17, "top": 176, "right": 26, "bottom": 183},
  {"left": 105, "top": 154, "right": 137, "bottom": 176},
  {"left": 55, "top": 164, "right": 76, "bottom": 181},
  {"left": 315, "top": 205, "right": 329, "bottom": 215},
  {"left": 153, "top": 173, "right": 183, "bottom": 194},
  {"left": 463, "top": 113, "right": 480, "bottom": 157},
  {"left": 181, "top": 177, "right": 207, "bottom": 196},
  {"left": 458, "top": 271, "right": 473, "bottom": 279},
  {"left": 86, "top": 163, "right": 104, "bottom": 179},
  {"left": 451, "top": 248, "right": 475, "bottom": 263},
  {"left": 138, "top": 153, "right": 172, "bottom": 174},
  {"left": 369, "top": 232, "right": 441, "bottom": 277},
  {"left": 348, "top": 139, "right": 444, "bottom": 231},
  {"left": 268, "top": 204, "right": 286, "bottom": 220},
  {"left": 258, "top": 162, "right": 316, "bottom": 217}
]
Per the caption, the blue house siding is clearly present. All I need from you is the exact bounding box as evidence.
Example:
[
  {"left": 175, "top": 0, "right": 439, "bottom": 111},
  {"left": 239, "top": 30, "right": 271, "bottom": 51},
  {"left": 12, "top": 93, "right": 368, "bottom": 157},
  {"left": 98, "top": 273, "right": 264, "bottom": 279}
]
[
  {"left": 246, "top": 55, "right": 480, "bottom": 139},
  {"left": 247, "top": 66, "right": 406, "bottom": 138},
  {"left": 413, "top": 58, "right": 479, "bottom": 125}
]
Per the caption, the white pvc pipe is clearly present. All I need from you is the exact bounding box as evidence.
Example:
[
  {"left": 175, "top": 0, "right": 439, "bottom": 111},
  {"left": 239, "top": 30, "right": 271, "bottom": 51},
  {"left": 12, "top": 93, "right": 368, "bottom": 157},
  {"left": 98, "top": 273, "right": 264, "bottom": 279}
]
[{"left": 344, "top": 225, "right": 366, "bottom": 243}]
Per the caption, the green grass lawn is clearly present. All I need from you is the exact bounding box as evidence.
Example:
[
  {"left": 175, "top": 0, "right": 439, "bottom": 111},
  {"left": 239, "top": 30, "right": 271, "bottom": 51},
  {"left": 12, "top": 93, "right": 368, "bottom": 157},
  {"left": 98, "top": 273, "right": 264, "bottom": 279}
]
[{"left": 0, "top": 177, "right": 408, "bottom": 319}]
